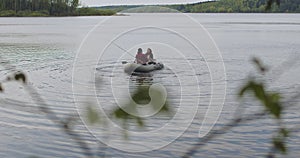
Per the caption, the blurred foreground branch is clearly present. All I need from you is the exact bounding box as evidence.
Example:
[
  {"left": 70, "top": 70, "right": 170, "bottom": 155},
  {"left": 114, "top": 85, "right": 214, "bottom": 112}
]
[
  {"left": 0, "top": 58, "right": 93, "bottom": 157},
  {"left": 1, "top": 56, "right": 173, "bottom": 157},
  {"left": 183, "top": 57, "right": 299, "bottom": 158}
]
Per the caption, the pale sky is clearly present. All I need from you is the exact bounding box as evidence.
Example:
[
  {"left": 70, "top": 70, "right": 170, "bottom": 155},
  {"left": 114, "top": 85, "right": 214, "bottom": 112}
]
[{"left": 80, "top": 0, "right": 207, "bottom": 7}]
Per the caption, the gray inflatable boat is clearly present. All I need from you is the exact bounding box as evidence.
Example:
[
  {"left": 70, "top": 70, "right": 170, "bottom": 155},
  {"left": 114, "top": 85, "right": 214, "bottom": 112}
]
[{"left": 124, "top": 62, "right": 164, "bottom": 74}]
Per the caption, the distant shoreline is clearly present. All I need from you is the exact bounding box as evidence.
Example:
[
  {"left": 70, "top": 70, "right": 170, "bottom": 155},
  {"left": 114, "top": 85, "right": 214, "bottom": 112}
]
[
  {"left": 0, "top": 12, "right": 298, "bottom": 18},
  {"left": 0, "top": 0, "right": 299, "bottom": 17},
  {"left": 0, "top": 8, "right": 117, "bottom": 17},
  {"left": 0, "top": 14, "right": 123, "bottom": 18},
  {"left": 98, "top": 0, "right": 300, "bottom": 13}
]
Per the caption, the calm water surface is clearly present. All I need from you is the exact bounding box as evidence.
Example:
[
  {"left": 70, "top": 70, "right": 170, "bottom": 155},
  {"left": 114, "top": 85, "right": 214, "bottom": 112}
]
[{"left": 0, "top": 14, "right": 299, "bottom": 157}]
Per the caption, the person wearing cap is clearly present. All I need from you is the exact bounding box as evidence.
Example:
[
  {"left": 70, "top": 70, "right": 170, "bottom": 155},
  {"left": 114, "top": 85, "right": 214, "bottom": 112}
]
[{"left": 135, "top": 48, "right": 148, "bottom": 64}]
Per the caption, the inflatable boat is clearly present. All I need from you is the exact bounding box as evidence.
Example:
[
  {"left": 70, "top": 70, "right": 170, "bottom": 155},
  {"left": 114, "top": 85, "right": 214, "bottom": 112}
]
[{"left": 124, "top": 62, "right": 164, "bottom": 74}]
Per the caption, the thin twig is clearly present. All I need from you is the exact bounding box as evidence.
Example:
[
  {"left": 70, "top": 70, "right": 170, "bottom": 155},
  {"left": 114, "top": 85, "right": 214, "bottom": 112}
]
[
  {"left": 0, "top": 57, "right": 93, "bottom": 157},
  {"left": 182, "top": 111, "right": 267, "bottom": 158}
]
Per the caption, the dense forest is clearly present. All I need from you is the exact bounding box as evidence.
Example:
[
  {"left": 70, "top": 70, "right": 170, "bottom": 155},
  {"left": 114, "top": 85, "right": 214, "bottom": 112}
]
[
  {"left": 168, "top": 0, "right": 300, "bottom": 13},
  {"left": 0, "top": 0, "right": 115, "bottom": 16},
  {"left": 101, "top": 0, "right": 300, "bottom": 13}
]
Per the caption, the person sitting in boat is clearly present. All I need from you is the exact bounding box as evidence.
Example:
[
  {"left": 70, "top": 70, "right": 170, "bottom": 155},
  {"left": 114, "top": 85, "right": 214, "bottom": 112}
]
[
  {"left": 145, "top": 48, "right": 156, "bottom": 64},
  {"left": 135, "top": 48, "right": 148, "bottom": 64}
]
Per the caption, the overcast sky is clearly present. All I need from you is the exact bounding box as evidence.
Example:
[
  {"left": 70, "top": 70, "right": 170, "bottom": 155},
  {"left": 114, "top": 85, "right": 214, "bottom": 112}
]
[{"left": 80, "top": 0, "right": 207, "bottom": 7}]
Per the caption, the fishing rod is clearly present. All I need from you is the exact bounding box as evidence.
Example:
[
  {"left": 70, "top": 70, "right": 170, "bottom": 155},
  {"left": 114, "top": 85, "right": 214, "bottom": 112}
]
[
  {"left": 112, "top": 42, "right": 135, "bottom": 58},
  {"left": 112, "top": 42, "right": 145, "bottom": 64}
]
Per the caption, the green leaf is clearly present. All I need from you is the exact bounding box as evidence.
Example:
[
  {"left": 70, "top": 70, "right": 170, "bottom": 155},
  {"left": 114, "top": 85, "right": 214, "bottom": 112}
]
[
  {"left": 0, "top": 83, "right": 3, "bottom": 92},
  {"left": 239, "top": 81, "right": 252, "bottom": 97},
  {"left": 270, "top": 93, "right": 281, "bottom": 103},
  {"left": 14, "top": 72, "right": 26, "bottom": 83},
  {"left": 136, "top": 117, "right": 144, "bottom": 127},
  {"left": 265, "top": 93, "right": 282, "bottom": 119},
  {"left": 280, "top": 128, "right": 289, "bottom": 137},
  {"left": 111, "top": 84, "right": 172, "bottom": 138},
  {"left": 239, "top": 81, "right": 266, "bottom": 102},
  {"left": 272, "top": 137, "right": 287, "bottom": 154},
  {"left": 239, "top": 80, "right": 282, "bottom": 119},
  {"left": 252, "top": 83, "right": 266, "bottom": 102},
  {"left": 87, "top": 106, "right": 100, "bottom": 124},
  {"left": 131, "top": 86, "right": 151, "bottom": 104},
  {"left": 122, "top": 119, "right": 129, "bottom": 140},
  {"left": 160, "top": 103, "right": 170, "bottom": 113},
  {"left": 268, "top": 102, "right": 282, "bottom": 119},
  {"left": 114, "top": 107, "right": 129, "bottom": 119}
]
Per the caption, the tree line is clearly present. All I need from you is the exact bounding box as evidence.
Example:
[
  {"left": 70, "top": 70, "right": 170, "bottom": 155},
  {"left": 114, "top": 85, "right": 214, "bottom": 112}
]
[
  {"left": 0, "top": 0, "right": 79, "bottom": 16},
  {"left": 167, "top": 0, "right": 300, "bottom": 13},
  {"left": 0, "top": 0, "right": 116, "bottom": 16},
  {"left": 99, "top": 0, "right": 299, "bottom": 13}
]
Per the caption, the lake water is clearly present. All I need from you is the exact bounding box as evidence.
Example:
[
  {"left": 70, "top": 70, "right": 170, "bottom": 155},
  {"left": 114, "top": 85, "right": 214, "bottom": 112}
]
[{"left": 0, "top": 13, "right": 300, "bottom": 157}]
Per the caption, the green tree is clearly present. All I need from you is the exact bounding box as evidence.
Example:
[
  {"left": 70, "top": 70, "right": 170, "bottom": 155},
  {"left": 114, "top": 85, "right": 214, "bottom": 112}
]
[
  {"left": 165, "top": 0, "right": 300, "bottom": 13},
  {"left": 0, "top": 0, "right": 109, "bottom": 16}
]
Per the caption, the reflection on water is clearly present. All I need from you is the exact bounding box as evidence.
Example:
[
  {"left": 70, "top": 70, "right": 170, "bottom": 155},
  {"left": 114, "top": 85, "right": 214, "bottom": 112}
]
[{"left": 129, "top": 72, "right": 154, "bottom": 85}]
